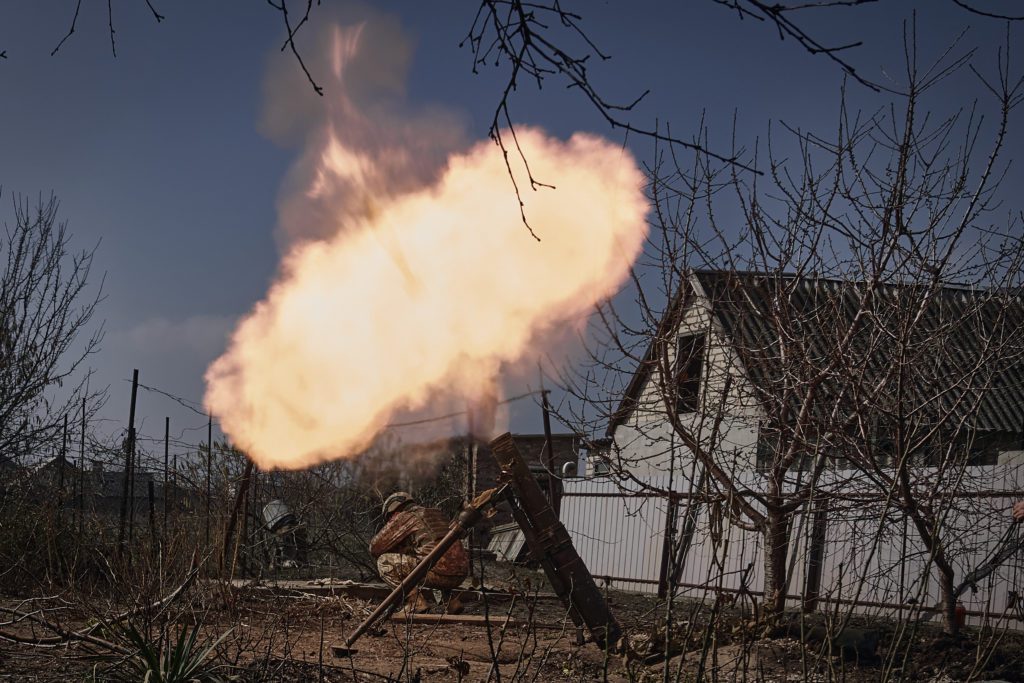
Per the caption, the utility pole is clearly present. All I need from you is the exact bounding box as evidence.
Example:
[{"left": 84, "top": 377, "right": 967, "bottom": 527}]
[
  {"left": 79, "top": 397, "right": 85, "bottom": 535},
  {"left": 540, "top": 389, "right": 559, "bottom": 516}
]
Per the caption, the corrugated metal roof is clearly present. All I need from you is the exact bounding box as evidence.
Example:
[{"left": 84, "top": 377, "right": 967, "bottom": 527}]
[
  {"left": 607, "top": 271, "right": 1024, "bottom": 436},
  {"left": 692, "top": 270, "right": 1024, "bottom": 434}
]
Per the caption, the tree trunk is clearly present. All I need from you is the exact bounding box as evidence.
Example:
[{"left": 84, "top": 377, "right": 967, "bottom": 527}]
[
  {"left": 937, "top": 564, "right": 959, "bottom": 636},
  {"left": 762, "top": 509, "right": 791, "bottom": 623},
  {"left": 896, "top": 467, "right": 961, "bottom": 636},
  {"left": 221, "top": 460, "right": 254, "bottom": 579}
]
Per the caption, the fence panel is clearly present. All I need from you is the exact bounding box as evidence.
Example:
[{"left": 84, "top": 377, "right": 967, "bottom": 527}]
[
  {"left": 559, "top": 464, "right": 1024, "bottom": 631},
  {"left": 560, "top": 475, "right": 674, "bottom": 592}
]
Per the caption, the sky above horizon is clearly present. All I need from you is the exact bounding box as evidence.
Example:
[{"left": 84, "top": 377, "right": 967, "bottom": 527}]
[{"left": 1, "top": 2, "right": 1020, "bottom": 467}]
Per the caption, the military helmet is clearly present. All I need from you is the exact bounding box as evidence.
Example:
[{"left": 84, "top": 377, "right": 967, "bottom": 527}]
[{"left": 382, "top": 491, "right": 413, "bottom": 517}]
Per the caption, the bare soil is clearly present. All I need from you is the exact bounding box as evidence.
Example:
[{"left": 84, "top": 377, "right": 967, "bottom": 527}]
[{"left": 2, "top": 562, "right": 1022, "bottom": 681}]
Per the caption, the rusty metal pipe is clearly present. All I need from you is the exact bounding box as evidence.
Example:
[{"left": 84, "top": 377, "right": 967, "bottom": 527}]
[{"left": 336, "top": 486, "right": 505, "bottom": 655}]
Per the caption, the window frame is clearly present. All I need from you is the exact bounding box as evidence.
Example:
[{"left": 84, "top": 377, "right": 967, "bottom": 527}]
[{"left": 675, "top": 334, "right": 706, "bottom": 414}]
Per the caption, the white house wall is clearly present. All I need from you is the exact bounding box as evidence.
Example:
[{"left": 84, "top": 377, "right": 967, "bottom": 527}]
[{"left": 608, "top": 276, "right": 762, "bottom": 477}]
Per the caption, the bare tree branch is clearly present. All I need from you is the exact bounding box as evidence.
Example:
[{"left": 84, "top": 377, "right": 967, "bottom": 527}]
[
  {"left": 50, "top": 0, "right": 83, "bottom": 57},
  {"left": 950, "top": 0, "right": 1024, "bottom": 21},
  {"left": 267, "top": 0, "right": 323, "bottom": 96}
]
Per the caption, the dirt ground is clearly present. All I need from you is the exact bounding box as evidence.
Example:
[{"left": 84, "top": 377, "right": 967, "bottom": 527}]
[{"left": 2, "top": 563, "right": 1022, "bottom": 681}]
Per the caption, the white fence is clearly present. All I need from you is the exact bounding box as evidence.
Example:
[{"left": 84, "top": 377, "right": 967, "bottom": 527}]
[{"left": 559, "top": 465, "right": 1024, "bottom": 630}]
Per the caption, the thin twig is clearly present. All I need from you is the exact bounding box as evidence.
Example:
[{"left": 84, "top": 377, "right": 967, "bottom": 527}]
[{"left": 50, "top": 0, "right": 83, "bottom": 56}]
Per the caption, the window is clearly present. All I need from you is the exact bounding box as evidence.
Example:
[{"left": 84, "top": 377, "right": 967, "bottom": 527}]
[
  {"left": 962, "top": 431, "right": 1005, "bottom": 466},
  {"left": 755, "top": 429, "right": 815, "bottom": 471},
  {"left": 915, "top": 430, "right": 1009, "bottom": 467},
  {"left": 755, "top": 434, "right": 775, "bottom": 471},
  {"left": 872, "top": 436, "right": 896, "bottom": 468},
  {"left": 675, "top": 334, "right": 705, "bottom": 413}
]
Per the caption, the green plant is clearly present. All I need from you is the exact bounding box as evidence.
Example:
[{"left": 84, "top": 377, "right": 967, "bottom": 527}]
[{"left": 112, "top": 620, "right": 232, "bottom": 682}]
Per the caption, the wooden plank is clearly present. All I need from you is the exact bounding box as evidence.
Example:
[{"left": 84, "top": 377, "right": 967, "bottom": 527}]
[
  {"left": 224, "top": 579, "right": 560, "bottom": 604},
  {"left": 388, "top": 613, "right": 568, "bottom": 630}
]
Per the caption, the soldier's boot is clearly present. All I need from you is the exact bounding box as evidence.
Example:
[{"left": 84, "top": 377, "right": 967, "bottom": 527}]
[
  {"left": 443, "top": 590, "right": 464, "bottom": 615},
  {"left": 403, "top": 588, "right": 430, "bottom": 614}
]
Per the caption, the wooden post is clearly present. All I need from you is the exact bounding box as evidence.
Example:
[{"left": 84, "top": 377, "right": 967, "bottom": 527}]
[
  {"left": 898, "top": 515, "right": 909, "bottom": 621},
  {"left": 128, "top": 370, "right": 139, "bottom": 545},
  {"left": 57, "top": 413, "right": 67, "bottom": 519},
  {"left": 465, "top": 405, "right": 477, "bottom": 502},
  {"left": 241, "top": 466, "right": 252, "bottom": 577},
  {"left": 251, "top": 469, "right": 261, "bottom": 572},
  {"left": 78, "top": 397, "right": 85, "bottom": 535},
  {"left": 172, "top": 452, "right": 178, "bottom": 517},
  {"left": 206, "top": 415, "right": 212, "bottom": 548},
  {"left": 657, "top": 493, "right": 678, "bottom": 598},
  {"left": 118, "top": 369, "right": 139, "bottom": 550},
  {"left": 163, "top": 417, "right": 169, "bottom": 535},
  {"left": 223, "top": 460, "right": 254, "bottom": 579},
  {"left": 147, "top": 479, "right": 157, "bottom": 556},
  {"left": 671, "top": 469, "right": 707, "bottom": 587},
  {"left": 464, "top": 407, "right": 477, "bottom": 552}
]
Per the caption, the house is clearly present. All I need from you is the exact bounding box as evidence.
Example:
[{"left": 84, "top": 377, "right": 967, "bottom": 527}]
[
  {"left": 83, "top": 464, "right": 170, "bottom": 516},
  {"left": 601, "top": 270, "right": 1024, "bottom": 476},
  {"left": 558, "top": 270, "right": 1024, "bottom": 618}
]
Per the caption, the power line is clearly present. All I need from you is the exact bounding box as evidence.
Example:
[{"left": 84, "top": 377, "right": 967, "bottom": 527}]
[
  {"left": 127, "top": 379, "right": 209, "bottom": 417},
  {"left": 384, "top": 389, "right": 545, "bottom": 428},
  {"left": 124, "top": 375, "right": 546, "bottom": 435}
]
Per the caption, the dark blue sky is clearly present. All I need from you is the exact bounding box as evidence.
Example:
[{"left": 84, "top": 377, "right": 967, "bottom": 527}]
[{"left": 1, "top": 2, "right": 1019, "bottom": 460}]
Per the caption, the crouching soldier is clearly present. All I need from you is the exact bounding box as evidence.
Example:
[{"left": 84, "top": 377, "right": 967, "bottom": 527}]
[{"left": 370, "top": 492, "right": 469, "bottom": 614}]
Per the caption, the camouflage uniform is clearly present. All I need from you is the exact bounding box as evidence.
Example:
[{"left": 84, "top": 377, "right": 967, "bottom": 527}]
[{"left": 370, "top": 505, "right": 468, "bottom": 590}]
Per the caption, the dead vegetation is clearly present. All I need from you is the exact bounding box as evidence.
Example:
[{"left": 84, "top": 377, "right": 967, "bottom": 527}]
[
  {"left": 3, "top": 558, "right": 1023, "bottom": 682},
  {"left": 0, "top": 421, "right": 1020, "bottom": 681}
]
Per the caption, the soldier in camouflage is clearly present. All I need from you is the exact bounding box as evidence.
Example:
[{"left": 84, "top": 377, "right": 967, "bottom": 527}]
[{"left": 370, "top": 491, "right": 469, "bottom": 613}]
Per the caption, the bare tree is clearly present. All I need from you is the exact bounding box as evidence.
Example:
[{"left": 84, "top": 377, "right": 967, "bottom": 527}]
[
  {"left": 0, "top": 193, "right": 103, "bottom": 464},
  {"left": 559, "top": 26, "right": 1024, "bottom": 637}
]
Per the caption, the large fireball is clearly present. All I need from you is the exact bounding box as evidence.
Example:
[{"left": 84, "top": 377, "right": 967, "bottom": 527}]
[{"left": 204, "top": 21, "right": 648, "bottom": 470}]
